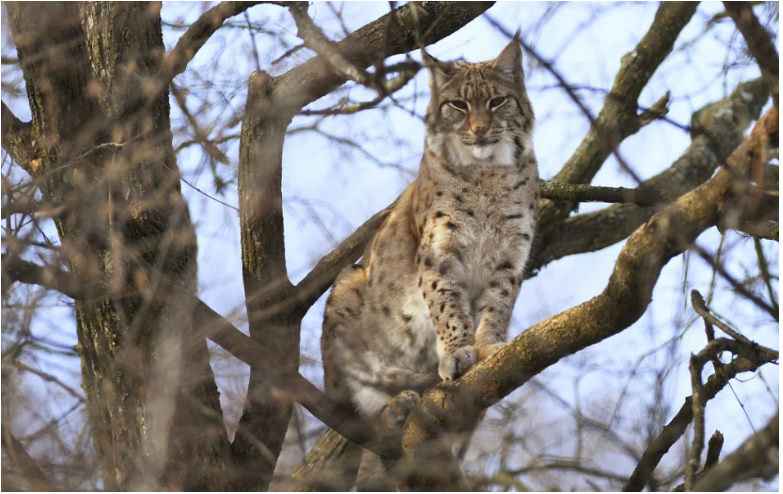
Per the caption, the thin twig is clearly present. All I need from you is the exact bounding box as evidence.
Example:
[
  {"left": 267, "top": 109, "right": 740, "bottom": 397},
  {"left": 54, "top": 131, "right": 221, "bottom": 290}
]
[{"left": 690, "top": 246, "right": 779, "bottom": 321}]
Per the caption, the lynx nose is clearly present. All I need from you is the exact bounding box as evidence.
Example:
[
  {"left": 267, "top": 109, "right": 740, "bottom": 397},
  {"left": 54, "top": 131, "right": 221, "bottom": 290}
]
[{"left": 469, "top": 119, "right": 489, "bottom": 136}]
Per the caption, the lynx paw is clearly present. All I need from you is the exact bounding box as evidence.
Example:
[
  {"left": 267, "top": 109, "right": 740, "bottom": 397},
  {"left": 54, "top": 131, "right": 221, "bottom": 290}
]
[
  {"left": 380, "top": 390, "right": 420, "bottom": 429},
  {"left": 438, "top": 345, "right": 479, "bottom": 380}
]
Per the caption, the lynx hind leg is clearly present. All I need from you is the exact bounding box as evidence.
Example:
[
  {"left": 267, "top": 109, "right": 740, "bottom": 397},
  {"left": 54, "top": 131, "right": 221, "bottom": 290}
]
[
  {"left": 378, "top": 390, "right": 420, "bottom": 431},
  {"left": 322, "top": 264, "right": 368, "bottom": 403}
]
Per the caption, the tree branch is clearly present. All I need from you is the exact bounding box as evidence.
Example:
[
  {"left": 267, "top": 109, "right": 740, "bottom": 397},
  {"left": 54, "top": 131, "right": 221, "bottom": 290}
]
[
  {"left": 539, "top": 180, "right": 663, "bottom": 207},
  {"left": 0, "top": 424, "right": 58, "bottom": 492},
  {"left": 288, "top": 2, "right": 372, "bottom": 87},
  {"left": 623, "top": 353, "right": 773, "bottom": 491},
  {"left": 532, "top": 77, "right": 770, "bottom": 270},
  {"left": 723, "top": 2, "right": 779, "bottom": 107},
  {"left": 156, "top": 2, "right": 284, "bottom": 94},
  {"left": 691, "top": 289, "right": 779, "bottom": 359},
  {"left": 1, "top": 101, "right": 36, "bottom": 173},
  {"left": 400, "top": 106, "right": 778, "bottom": 490},
  {"left": 260, "top": 2, "right": 494, "bottom": 121},
  {"left": 692, "top": 412, "right": 779, "bottom": 491},
  {"left": 529, "top": 2, "right": 698, "bottom": 229},
  {"left": 293, "top": 200, "right": 396, "bottom": 314},
  {"left": 1, "top": 254, "right": 387, "bottom": 459}
]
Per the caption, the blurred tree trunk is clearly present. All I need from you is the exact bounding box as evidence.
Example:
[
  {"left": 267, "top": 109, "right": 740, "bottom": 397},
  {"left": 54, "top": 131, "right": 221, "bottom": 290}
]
[{"left": 7, "top": 2, "right": 230, "bottom": 490}]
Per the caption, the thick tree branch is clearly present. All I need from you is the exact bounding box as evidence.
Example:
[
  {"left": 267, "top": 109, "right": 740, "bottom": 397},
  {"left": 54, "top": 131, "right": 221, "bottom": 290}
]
[
  {"left": 723, "top": 2, "right": 780, "bottom": 107},
  {"left": 288, "top": 2, "right": 372, "bottom": 87},
  {"left": 1, "top": 101, "right": 36, "bottom": 173},
  {"left": 261, "top": 2, "right": 494, "bottom": 121},
  {"left": 726, "top": 219, "right": 779, "bottom": 241},
  {"left": 539, "top": 180, "right": 663, "bottom": 207},
  {"left": 400, "top": 106, "right": 778, "bottom": 490}
]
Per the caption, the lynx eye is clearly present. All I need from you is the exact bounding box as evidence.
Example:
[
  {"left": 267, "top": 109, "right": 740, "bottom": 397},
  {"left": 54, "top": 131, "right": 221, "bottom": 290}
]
[
  {"left": 447, "top": 100, "right": 469, "bottom": 112},
  {"left": 489, "top": 97, "right": 507, "bottom": 110}
]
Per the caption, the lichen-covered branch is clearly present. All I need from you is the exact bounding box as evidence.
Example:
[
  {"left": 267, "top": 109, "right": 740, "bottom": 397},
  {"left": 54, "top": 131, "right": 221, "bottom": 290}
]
[
  {"left": 533, "top": 77, "right": 769, "bottom": 269},
  {"left": 400, "top": 106, "right": 778, "bottom": 490},
  {"left": 539, "top": 180, "right": 663, "bottom": 207}
]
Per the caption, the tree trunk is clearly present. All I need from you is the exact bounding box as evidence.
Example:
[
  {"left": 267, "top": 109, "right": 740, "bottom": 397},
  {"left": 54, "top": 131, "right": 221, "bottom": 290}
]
[{"left": 7, "top": 2, "right": 230, "bottom": 490}]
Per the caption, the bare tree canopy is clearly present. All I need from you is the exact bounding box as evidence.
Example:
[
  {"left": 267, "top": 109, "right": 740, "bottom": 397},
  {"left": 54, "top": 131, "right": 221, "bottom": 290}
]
[{"left": 1, "top": 2, "right": 778, "bottom": 491}]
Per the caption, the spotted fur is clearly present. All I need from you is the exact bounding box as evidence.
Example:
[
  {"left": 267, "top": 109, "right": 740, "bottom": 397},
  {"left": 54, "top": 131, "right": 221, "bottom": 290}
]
[{"left": 322, "top": 38, "right": 539, "bottom": 430}]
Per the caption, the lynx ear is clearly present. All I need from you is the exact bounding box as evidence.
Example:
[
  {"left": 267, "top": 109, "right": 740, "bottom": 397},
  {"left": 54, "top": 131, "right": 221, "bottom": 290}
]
[
  {"left": 421, "top": 49, "right": 455, "bottom": 91},
  {"left": 492, "top": 31, "right": 523, "bottom": 82}
]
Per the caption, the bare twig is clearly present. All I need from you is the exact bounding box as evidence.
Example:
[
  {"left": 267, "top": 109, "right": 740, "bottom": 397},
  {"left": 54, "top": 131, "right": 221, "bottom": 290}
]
[
  {"left": 673, "top": 430, "right": 724, "bottom": 491},
  {"left": 12, "top": 362, "right": 85, "bottom": 402},
  {"left": 691, "top": 289, "right": 779, "bottom": 360},
  {"left": 0, "top": 423, "right": 58, "bottom": 491},
  {"left": 691, "top": 245, "right": 779, "bottom": 321},
  {"left": 623, "top": 349, "right": 774, "bottom": 491},
  {"left": 170, "top": 84, "right": 230, "bottom": 164},
  {"left": 705, "top": 430, "right": 725, "bottom": 470},
  {"left": 692, "top": 413, "right": 779, "bottom": 491},
  {"left": 157, "top": 1, "right": 285, "bottom": 93}
]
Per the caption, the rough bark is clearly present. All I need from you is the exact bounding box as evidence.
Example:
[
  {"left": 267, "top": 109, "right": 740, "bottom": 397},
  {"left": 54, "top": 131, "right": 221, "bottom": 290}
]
[{"left": 6, "top": 2, "right": 229, "bottom": 490}]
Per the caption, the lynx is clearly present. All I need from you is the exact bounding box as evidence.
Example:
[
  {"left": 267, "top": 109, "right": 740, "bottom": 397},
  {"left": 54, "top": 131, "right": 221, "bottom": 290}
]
[{"left": 322, "top": 37, "right": 539, "bottom": 433}]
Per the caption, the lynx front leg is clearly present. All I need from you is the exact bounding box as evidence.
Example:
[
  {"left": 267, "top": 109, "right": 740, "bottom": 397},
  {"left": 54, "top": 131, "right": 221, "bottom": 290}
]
[
  {"left": 416, "top": 248, "right": 477, "bottom": 380},
  {"left": 474, "top": 261, "right": 523, "bottom": 359}
]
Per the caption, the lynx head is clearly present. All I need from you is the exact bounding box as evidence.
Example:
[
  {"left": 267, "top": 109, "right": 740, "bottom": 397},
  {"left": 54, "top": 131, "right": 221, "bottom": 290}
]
[{"left": 423, "top": 37, "right": 534, "bottom": 167}]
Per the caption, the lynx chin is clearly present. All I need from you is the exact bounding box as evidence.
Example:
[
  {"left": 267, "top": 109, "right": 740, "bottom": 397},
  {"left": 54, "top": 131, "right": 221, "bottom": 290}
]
[{"left": 322, "top": 36, "right": 539, "bottom": 434}]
